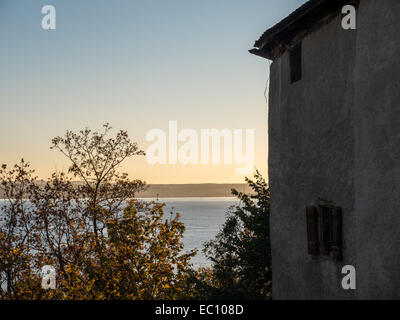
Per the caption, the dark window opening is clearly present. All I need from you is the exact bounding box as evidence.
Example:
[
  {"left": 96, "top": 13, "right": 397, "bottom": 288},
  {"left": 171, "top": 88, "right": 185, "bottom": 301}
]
[
  {"left": 306, "top": 204, "right": 343, "bottom": 262},
  {"left": 319, "top": 206, "right": 333, "bottom": 256},
  {"left": 289, "top": 43, "right": 302, "bottom": 83}
]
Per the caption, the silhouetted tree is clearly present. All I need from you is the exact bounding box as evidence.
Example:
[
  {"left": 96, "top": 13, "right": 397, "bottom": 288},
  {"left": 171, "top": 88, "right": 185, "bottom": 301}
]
[{"left": 199, "top": 171, "right": 271, "bottom": 300}]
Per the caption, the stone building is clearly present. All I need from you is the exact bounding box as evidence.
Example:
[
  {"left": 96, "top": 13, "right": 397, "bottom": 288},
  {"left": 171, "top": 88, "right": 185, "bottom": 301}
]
[{"left": 250, "top": 0, "right": 400, "bottom": 299}]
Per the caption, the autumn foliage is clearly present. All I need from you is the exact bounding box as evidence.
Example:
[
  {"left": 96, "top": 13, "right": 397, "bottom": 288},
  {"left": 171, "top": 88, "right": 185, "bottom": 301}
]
[{"left": 0, "top": 125, "right": 195, "bottom": 299}]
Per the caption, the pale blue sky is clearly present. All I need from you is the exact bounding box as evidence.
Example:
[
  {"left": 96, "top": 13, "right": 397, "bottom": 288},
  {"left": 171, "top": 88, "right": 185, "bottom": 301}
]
[{"left": 0, "top": 0, "right": 307, "bottom": 183}]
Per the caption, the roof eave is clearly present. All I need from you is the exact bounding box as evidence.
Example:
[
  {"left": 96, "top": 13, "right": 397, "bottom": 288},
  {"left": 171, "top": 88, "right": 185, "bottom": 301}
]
[{"left": 250, "top": 0, "right": 359, "bottom": 60}]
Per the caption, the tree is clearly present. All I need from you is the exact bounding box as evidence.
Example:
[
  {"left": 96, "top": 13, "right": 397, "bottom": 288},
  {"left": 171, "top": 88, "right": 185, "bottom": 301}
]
[
  {"left": 98, "top": 201, "right": 195, "bottom": 299},
  {"left": 50, "top": 123, "right": 146, "bottom": 244},
  {"left": 0, "top": 125, "right": 195, "bottom": 300},
  {"left": 199, "top": 170, "right": 271, "bottom": 300},
  {"left": 0, "top": 160, "right": 41, "bottom": 299}
]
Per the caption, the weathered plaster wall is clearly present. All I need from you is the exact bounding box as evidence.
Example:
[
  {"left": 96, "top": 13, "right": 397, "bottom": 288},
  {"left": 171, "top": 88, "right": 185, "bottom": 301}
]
[
  {"left": 353, "top": 0, "right": 400, "bottom": 299},
  {"left": 269, "top": 0, "right": 400, "bottom": 299}
]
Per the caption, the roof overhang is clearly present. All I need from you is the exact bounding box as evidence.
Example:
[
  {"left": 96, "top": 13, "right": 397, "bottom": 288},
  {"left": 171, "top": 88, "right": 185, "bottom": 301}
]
[{"left": 249, "top": 0, "right": 359, "bottom": 60}]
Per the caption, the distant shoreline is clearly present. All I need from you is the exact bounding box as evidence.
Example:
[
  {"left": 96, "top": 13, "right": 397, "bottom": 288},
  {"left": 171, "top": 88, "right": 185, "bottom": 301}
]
[
  {"left": 0, "top": 183, "right": 254, "bottom": 199},
  {"left": 137, "top": 184, "right": 253, "bottom": 198}
]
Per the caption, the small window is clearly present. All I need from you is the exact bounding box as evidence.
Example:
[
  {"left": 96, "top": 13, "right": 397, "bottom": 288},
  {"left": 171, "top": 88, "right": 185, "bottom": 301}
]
[
  {"left": 306, "top": 204, "right": 343, "bottom": 262},
  {"left": 289, "top": 43, "right": 302, "bottom": 83}
]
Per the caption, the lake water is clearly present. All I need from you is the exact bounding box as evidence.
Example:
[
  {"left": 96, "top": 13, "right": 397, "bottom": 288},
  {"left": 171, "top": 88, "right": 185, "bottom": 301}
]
[
  {"left": 156, "top": 197, "right": 239, "bottom": 268},
  {"left": 0, "top": 198, "right": 239, "bottom": 269}
]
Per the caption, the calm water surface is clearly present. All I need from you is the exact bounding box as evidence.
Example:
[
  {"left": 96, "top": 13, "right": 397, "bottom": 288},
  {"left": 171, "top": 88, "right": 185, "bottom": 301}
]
[
  {"left": 157, "top": 197, "right": 238, "bottom": 268},
  {"left": 0, "top": 198, "right": 238, "bottom": 269}
]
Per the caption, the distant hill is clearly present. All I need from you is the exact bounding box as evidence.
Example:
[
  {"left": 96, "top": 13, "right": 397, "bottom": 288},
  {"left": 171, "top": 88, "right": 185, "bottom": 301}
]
[
  {"left": 137, "top": 184, "right": 254, "bottom": 198},
  {"left": 0, "top": 183, "right": 254, "bottom": 199}
]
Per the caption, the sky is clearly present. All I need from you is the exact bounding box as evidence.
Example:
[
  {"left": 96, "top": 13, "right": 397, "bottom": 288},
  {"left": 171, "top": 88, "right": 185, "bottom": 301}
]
[{"left": 0, "top": 0, "right": 307, "bottom": 184}]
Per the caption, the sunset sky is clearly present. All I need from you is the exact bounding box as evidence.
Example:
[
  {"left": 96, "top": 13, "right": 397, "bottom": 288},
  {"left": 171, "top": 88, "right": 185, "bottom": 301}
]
[{"left": 0, "top": 0, "right": 307, "bottom": 183}]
